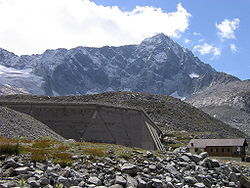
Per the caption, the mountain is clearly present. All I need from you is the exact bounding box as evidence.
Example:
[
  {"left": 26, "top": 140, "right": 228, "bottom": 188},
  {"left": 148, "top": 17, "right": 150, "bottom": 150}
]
[
  {"left": 0, "top": 91, "right": 245, "bottom": 139},
  {"left": 0, "top": 33, "right": 239, "bottom": 97},
  {"left": 186, "top": 80, "right": 250, "bottom": 136}
]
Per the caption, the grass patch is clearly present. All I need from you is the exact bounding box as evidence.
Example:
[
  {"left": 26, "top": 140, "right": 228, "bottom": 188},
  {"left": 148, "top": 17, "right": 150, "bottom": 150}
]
[
  {"left": 82, "top": 147, "right": 107, "bottom": 157},
  {"left": 31, "top": 149, "right": 47, "bottom": 162},
  {"left": 52, "top": 152, "right": 73, "bottom": 167},
  {"left": 115, "top": 150, "right": 132, "bottom": 160},
  {"left": 0, "top": 137, "right": 21, "bottom": 155},
  {"left": 57, "top": 144, "right": 69, "bottom": 152},
  {"left": 32, "top": 139, "right": 53, "bottom": 148}
]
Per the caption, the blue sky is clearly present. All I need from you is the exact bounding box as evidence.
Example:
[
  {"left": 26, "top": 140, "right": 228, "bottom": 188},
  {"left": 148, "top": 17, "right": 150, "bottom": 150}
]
[
  {"left": 0, "top": 0, "right": 249, "bottom": 79},
  {"left": 92, "top": 0, "right": 250, "bottom": 80}
]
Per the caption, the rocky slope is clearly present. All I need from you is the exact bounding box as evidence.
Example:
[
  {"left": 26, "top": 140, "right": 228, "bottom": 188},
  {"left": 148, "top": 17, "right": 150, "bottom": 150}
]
[
  {"left": 0, "top": 106, "right": 64, "bottom": 140},
  {"left": 0, "top": 84, "right": 29, "bottom": 95},
  {"left": 0, "top": 34, "right": 239, "bottom": 97},
  {"left": 0, "top": 143, "right": 250, "bottom": 188},
  {"left": 186, "top": 80, "right": 250, "bottom": 136},
  {"left": 0, "top": 92, "right": 245, "bottom": 139}
]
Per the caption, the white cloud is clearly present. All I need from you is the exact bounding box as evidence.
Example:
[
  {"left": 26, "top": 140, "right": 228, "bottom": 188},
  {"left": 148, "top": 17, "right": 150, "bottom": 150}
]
[
  {"left": 193, "top": 32, "right": 201, "bottom": 36},
  {"left": 193, "top": 43, "right": 221, "bottom": 58},
  {"left": 184, "top": 39, "right": 190, "bottom": 44},
  {"left": 230, "top": 44, "right": 237, "bottom": 53},
  {"left": 0, "top": 0, "right": 191, "bottom": 55},
  {"left": 216, "top": 18, "right": 240, "bottom": 39}
]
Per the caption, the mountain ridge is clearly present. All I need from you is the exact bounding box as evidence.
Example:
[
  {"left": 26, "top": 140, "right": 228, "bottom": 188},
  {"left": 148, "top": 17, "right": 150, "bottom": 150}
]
[
  {"left": 0, "top": 33, "right": 239, "bottom": 97},
  {"left": 186, "top": 80, "right": 250, "bottom": 136}
]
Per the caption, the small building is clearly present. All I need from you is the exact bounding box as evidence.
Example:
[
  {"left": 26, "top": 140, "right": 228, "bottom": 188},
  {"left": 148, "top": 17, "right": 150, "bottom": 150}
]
[{"left": 188, "top": 138, "right": 248, "bottom": 159}]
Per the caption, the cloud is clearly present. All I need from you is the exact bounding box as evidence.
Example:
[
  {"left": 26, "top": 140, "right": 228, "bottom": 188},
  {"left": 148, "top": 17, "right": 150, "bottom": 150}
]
[
  {"left": 193, "top": 32, "right": 201, "bottom": 36},
  {"left": 184, "top": 39, "right": 190, "bottom": 44},
  {"left": 0, "top": 0, "right": 191, "bottom": 55},
  {"left": 230, "top": 44, "right": 237, "bottom": 53},
  {"left": 193, "top": 43, "right": 221, "bottom": 58},
  {"left": 216, "top": 18, "right": 240, "bottom": 39}
]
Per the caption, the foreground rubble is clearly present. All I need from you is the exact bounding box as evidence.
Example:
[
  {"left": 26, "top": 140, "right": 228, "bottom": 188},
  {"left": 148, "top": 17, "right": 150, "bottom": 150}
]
[{"left": 1, "top": 149, "right": 250, "bottom": 188}]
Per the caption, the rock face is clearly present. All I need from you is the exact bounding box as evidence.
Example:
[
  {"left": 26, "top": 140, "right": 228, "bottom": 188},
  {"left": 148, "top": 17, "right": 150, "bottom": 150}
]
[
  {"left": 1, "top": 150, "right": 249, "bottom": 188},
  {"left": 0, "top": 33, "right": 239, "bottom": 97},
  {"left": 186, "top": 80, "right": 250, "bottom": 136}
]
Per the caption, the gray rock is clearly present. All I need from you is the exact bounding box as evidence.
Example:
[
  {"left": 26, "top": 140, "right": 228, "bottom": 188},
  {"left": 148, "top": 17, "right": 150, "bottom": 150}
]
[
  {"left": 229, "top": 172, "right": 238, "bottom": 182},
  {"left": 115, "top": 175, "right": 126, "bottom": 185},
  {"left": 180, "top": 155, "right": 191, "bottom": 162},
  {"left": 184, "top": 176, "right": 198, "bottom": 185},
  {"left": 165, "top": 176, "right": 172, "bottom": 182},
  {"left": 121, "top": 164, "right": 138, "bottom": 175},
  {"left": 186, "top": 153, "right": 202, "bottom": 163},
  {"left": 40, "top": 177, "right": 50, "bottom": 185},
  {"left": 126, "top": 175, "right": 138, "bottom": 187},
  {"left": 199, "top": 152, "right": 208, "bottom": 160},
  {"left": 14, "top": 166, "right": 29, "bottom": 174},
  {"left": 27, "top": 179, "right": 40, "bottom": 187},
  {"left": 165, "top": 165, "right": 180, "bottom": 176},
  {"left": 149, "top": 165, "right": 157, "bottom": 171},
  {"left": 136, "top": 176, "right": 146, "bottom": 188},
  {"left": 109, "top": 184, "right": 123, "bottom": 188},
  {"left": 194, "top": 183, "right": 206, "bottom": 188},
  {"left": 203, "top": 178, "right": 212, "bottom": 188},
  {"left": 3, "top": 167, "right": 15, "bottom": 177},
  {"left": 88, "top": 176, "right": 102, "bottom": 186}
]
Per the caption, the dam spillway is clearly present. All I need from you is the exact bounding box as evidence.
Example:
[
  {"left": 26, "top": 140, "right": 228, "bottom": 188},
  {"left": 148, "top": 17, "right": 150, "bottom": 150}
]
[{"left": 0, "top": 101, "right": 164, "bottom": 151}]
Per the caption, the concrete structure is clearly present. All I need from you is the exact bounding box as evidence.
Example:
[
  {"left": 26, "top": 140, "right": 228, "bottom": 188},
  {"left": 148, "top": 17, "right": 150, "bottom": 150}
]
[
  {"left": 188, "top": 138, "right": 247, "bottom": 159},
  {"left": 0, "top": 101, "right": 164, "bottom": 151}
]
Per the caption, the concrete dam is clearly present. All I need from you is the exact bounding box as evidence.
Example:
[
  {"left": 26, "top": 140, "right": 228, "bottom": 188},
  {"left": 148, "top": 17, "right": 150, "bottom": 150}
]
[{"left": 0, "top": 101, "right": 164, "bottom": 151}]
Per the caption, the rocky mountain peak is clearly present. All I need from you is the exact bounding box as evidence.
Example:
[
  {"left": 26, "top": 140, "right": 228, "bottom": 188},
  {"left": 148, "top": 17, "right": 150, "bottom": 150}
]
[{"left": 0, "top": 34, "right": 240, "bottom": 97}]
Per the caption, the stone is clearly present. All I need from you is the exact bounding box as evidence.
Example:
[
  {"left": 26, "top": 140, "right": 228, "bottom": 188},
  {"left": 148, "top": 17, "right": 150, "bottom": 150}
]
[
  {"left": 181, "top": 155, "right": 191, "bottom": 162},
  {"left": 152, "top": 178, "right": 163, "bottom": 187},
  {"left": 184, "top": 176, "right": 198, "bottom": 185},
  {"left": 121, "top": 164, "right": 138, "bottom": 175},
  {"left": 88, "top": 176, "right": 102, "bottom": 186},
  {"left": 115, "top": 175, "right": 126, "bottom": 185},
  {"left": 229, "top": 172, "right": 238, "bottom": 182},
  {"left": 210, "top": 159, "right": 220, "bottom": 168},
  {"left": 3, "top": 167, "right": 15, "bottom": 177},
  {"left": 126, "top": 175, "right": 138, "bottom": 187},
  {"left": 194, "top": 183, "right": 206, "bottom": 188},
  {"left": 14, "top": 166, "right": 29, "bottom": 174},
  {"left": 203, "top": 178, "right": 212, "bottom": 188},
  {"left": 165, "top": 176, "right": 172, "bottom": 182},
  {"left": 40, "top": 177, "right": 50, "bottom": 185},
  {"left": 62, "top": 166, "right": 71, "bottom": 177},
  {"left": 186, "top": 153, "right": 202, "bottom": 163},
  {"left": 109, "top": 185, "right": 123, "bottom": 188},
  {"left": 136, "top": 176, "right": 146, "bottom": 188},
  {"left": 199, "top": 152, "right": 208, "bottom": 160},
  {"left": 149, "top": 165, "right": 157, "bottom": 171},
  {"left": 165, "top": 165, "right": 180, "bottom": 176}
]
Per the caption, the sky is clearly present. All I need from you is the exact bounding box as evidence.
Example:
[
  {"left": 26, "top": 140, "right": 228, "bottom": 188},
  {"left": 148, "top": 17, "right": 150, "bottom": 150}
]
[{"left": 0, "top": 0, "right": 249, "bottom": 80}]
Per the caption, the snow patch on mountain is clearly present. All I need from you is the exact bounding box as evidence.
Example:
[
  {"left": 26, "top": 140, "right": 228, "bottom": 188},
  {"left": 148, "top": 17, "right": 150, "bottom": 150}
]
[
  {"left": 189, "top": 73, "right": 200, "bottom": 78},
  {"left": 0, "top": 65, "right": 45, "bottom": 94}
]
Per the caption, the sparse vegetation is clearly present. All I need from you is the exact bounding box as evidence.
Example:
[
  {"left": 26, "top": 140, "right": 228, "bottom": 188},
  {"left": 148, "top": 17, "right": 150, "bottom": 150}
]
[
  {"left": 52, "top": 152, "right": 73, "bottom": 167},
  {"left": 0, "top": 137, "right": 21, "bottom": 155},
  {"left": 82, "top": 147, "right": 107, "bottom": 157},
  {"left": 31, "top": 149, "right": 47, "bottom": 162},
  {"left": 32, "top": 138, "right": 55, "bottom": 148}
]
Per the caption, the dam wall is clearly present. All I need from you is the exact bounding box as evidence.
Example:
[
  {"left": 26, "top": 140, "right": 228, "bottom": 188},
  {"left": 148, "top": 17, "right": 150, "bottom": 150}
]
[{"left": 0, "top": 102, "right": 164, "bottom": 151}]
